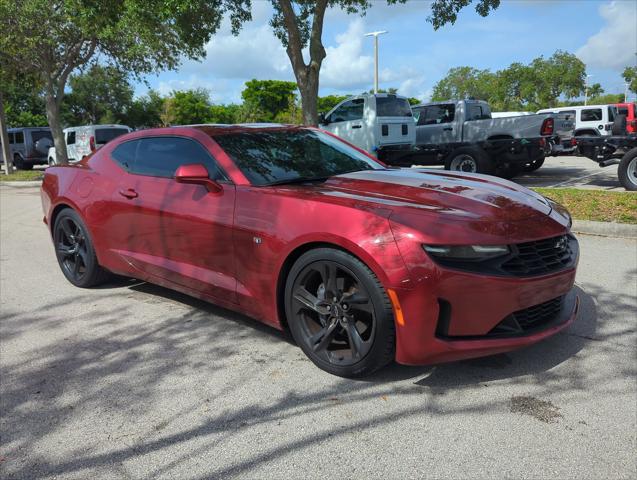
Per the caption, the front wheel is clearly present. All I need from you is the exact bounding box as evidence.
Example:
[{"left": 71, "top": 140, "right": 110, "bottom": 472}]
[
  {"left": 285, "top": 248, "right": 395, "bottom": 377},
  {"left": 618, "top": 148, "right": 637, "bottom": 191},
  {"left": 53, "top": 209, "right": 110, "bottom": 287}
]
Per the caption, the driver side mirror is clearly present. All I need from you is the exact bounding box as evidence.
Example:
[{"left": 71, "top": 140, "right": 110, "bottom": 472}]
[
  {"left": 174, "top": 163, "right": 222, "bottom": 193},
  {"left": 318, "top": 112, "right": 328, "bottom": 125}
]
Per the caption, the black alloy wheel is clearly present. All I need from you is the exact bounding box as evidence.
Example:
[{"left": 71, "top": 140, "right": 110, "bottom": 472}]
[
  {"left": 285, "top": 248, "right": 395, "bottom": 377},
  {"left": 53, "top": 209, "right": 109, "bottom": 287}
]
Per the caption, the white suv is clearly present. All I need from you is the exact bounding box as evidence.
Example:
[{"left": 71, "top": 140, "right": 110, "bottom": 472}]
[
  {"left": 48, "top": 124, "right": 131, "bottom": 164},
  {"left": 537, "top": 105, "right": 617, "bottom": 137}
]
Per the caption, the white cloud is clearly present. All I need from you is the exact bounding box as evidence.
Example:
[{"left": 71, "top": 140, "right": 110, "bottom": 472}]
[
  {"left": 320, "top": 19, "right": 374, "bottom": 90},
  {"left": 577, "top": 1, "right": 637, "bottom": 71}
]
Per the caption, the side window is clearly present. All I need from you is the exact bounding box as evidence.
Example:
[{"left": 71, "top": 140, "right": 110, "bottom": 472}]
[
  {"left": 329, "top": 99, "right": 364, "bottom": 123},
  {"left": 466, "top": 104, "right": 485, "bottom": 121},
  {"left": 111, "top": 140, "right": 139, "bottom": 170},
  {"left": 607, "top": 107, "right": 615, "bottom": 122},
  {"left": 8, "top": 133, "right": 15, "bottom": 144},
  {"left": 133, "top": 137, "right": 225, "bottom": 180},
  {"left": 15, "top": 131, "right": 24, "bottom": 144},
  {"left": 420, "top": 104, "right": 455, "bottom": 125},
  {"left": 66, "top": 131, "right": 76, "bottom": 145},
  {"left": 581, "top": 109, "right": 602, "bottom": 122}
]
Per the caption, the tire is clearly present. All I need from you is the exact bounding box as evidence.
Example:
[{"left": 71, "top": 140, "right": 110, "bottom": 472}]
[
  {"left": 522, "top": 156, "right": 545, "bottom": 173},
  {"left": 48, "top": 157, "right": 56, "bottom": 166},
  {"left": 53, "top": 209, "right": 110, "bottom": 287},
  {"left": 618, "top": 148, "right": 637, "bottom": 191},
  {"left": 13, "top": 154, "right": 26, "bottom": 170},
  {"left": 444, "top": 147, "right": 493, "bottom": 175},
  {"left": 284, "top": 248, "right": 395, "bottom": 377},
  {"left": 612, "top": 115, "right": 627, "bottom": 136}
]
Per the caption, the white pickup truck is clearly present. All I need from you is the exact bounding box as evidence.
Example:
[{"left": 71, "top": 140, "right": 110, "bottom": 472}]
[
  {"left": 406, "top": 99, "right": 574, "bottom": 177},
  {"left": 318, "top": 93, "right": 416, "bottom": 163}
]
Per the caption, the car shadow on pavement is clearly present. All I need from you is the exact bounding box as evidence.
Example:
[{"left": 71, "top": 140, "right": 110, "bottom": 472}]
[{"left": 1, "top": 279, "right": 633, "bottom": 479}]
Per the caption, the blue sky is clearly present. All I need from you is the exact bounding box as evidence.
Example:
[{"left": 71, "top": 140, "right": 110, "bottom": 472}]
[{"left": 135, "top": 0, "right": 637, "bottom": 104}]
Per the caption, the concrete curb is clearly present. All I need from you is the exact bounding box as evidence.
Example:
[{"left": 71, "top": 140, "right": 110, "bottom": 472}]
[
  {"left": 0, "top": 180, "right": 43, "bottom": 188},
  {"left": 572, "top": 219, "right": 637, "bottom": 239}
]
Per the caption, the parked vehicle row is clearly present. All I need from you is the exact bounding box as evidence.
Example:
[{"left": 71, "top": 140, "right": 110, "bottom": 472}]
[{"left": 320, "top": 95, "right": 574, "bottom": 178}]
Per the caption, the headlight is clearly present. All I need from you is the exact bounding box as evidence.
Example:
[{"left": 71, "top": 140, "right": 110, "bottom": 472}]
[{"left": 423, "top": 244, "right": 510, "bottom": 260}]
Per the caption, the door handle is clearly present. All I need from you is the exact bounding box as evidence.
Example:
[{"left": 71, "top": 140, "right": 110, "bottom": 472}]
[
  {"left": 351, "top": 124, "right": 362, "bottom": 129},
  {"left": 443, "top": 127, "right": 453, "bottom": 131},
  {"left": 119, "top": 188, "right": 138, "bottom": 199}
]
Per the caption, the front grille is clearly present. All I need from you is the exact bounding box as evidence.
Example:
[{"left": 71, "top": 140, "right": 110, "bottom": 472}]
[
  {"left": 500, "top": 235, "right": 575, "bottom": 276},
  {"left": 488, "top": 295, "right": 565, "bottom": 336},
  {"left": 427, "top": 234, "right": 578, "bottom": 278}
]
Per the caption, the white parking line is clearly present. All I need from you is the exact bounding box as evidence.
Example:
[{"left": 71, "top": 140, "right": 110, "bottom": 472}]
[{"left": 548, "top": 170, "right": 613, "bottom": 188}]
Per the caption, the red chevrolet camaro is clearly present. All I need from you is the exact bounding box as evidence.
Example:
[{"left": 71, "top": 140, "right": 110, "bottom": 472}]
[{"left": 41, "top": 125, "right": 579, "bottom": 377}]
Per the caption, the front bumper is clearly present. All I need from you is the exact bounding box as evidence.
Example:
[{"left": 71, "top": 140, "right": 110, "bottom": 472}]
[{"left": 392, "top": 264, "right": 578, "bottom": 365}]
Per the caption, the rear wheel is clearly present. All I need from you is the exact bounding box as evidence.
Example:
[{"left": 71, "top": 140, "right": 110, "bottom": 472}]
[
  {"left": 53, "top": 209, "right": 110, "bottom": 287},
  {"left": 445, "top": 147, "right": 493, "bottom": 175},
  {"left": 618, "top": 148, "right": 637, "bottom": 191},
  {"left": 13, "top": 154, "right": 32, "bottom": 170},
  {"left": 285, "top": 248, "right": 395, "bottom": 377}
]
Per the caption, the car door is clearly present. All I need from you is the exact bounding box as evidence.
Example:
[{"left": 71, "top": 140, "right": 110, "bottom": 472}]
[
  {"left": 321, "top": 98, "right": 366, "bottom": 150},
  {"left": 108, "top": 135, "right": 237, "bottom": 303},
  {"left": 414, "top": 104, "right": 457, "bottom": 145}
]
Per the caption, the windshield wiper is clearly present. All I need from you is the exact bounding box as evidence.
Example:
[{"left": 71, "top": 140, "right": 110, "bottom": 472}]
[{"left": 265, "top": 176, "right": 331, "bottom": 186}]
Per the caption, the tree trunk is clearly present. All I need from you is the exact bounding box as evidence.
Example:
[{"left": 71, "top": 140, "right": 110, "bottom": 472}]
[
  {"left": 297, "top": 70, "right": 320, "bottom": 126},
  {"left": 45, "top": 89, "right": 68, "bottom": 165},
  {"left": 0, "top": 92, "right": 13, "bottom": 175}
]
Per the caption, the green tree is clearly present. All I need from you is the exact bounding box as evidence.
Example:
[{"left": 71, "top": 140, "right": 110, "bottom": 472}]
[
  {"left": 125, "top": 90, "right": 166, "bottom": 128},
  {"left": 317, "top": 95, "right": 350, "bottom": 113},
  {"left": 241, "top": 79, "right": 298, "bottom": 122},
  {"left": 162, "top": 89, "right": 214, "bottom": 126},
  {"left": 63, "top": 65, "right": 134, "bottom": 126},
  {"left": 0, "top": 0, "right": 249, "bottom": 164},
  {"left": 623, "top": 66, "right": 637, "bottom": 96},
  {"left": 587, "top": 83, "right": 604, "bottom": 100},
  {"left": 431, "top": 66, "right": 497, "bottom": 101}
]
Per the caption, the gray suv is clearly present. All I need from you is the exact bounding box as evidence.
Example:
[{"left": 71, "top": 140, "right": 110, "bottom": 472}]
[{"left": 7, "top": 127, "right": 53, "bottom": 170}]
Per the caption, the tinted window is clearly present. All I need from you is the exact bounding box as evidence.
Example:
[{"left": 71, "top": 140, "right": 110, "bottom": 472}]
[
  {"left": 67, "top": 131, "right": 76, "bottom": 145},
  {"left": 127, "top": 137, "right": 224, "bottom": 179},
  {"left": 112, "top": 140, "right": 139, "bottom": 170},
  {"left": 213, "top": 129, "right": 382, "bottom": 186},
  {"left": 581, "top": 109, "right": 602, "bottom": 121},
  {"left": 607, "top": 106, "right": 615, "bottom": 122},
  {"left": 618, "top": 107, "right": 628, "bottom": 116},
  {"left": 418, "top": 104, "right": 455, "bottom": 125},
  {"left": 8, "top": 133, "right": 14, "bottom": 144},
  {"left": 15, "top": 132, "right": 24, "bottom": 144},
  {"left": 31, "top": 130, "right": 52, "bottom": 143},
  {"left": 95, "top": 128, "right": 129, "bottom": 144},
  {"left": 329, "top": 99, "right": 364, "bottom": 122},
  {"left": 467, "top": 104, "right": 488, "bottom": 121},
  {"left": 376, "top": 97, "right": 412, "bottom": 117}
]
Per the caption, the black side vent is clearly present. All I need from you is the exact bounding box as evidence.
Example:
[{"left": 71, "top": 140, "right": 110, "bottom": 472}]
[
  {"left": 402, "top": 124, "right": 408, "bottom": 135},
  {"left": 435, "top": 299, "right": 452, "bottom": 337},
  {"left": 381, "top": 124, "right": 388, "bottom": 136}
]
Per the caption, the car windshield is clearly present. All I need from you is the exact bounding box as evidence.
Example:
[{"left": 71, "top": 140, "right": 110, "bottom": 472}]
[
  {"left": 376, "top": 97, "right": 413, "bottom": 117},
  {"left": 95, "top": 128, "right": 129, "bottom": 144},
  {"left": 212, "top": 129, "right": 383, "bottom": 186}
]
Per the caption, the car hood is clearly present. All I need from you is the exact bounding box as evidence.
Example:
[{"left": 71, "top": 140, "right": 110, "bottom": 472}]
[{"left": 315, "top": 168, "right": 552, "bottom": 222}]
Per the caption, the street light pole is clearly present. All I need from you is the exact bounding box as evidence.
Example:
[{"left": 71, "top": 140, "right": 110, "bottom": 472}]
[
  {"left": 364, "top": 31, "right": 387, "bottom": 94},
  {"left": 584, "top": 74, "right": 593, "bottom": 106}
]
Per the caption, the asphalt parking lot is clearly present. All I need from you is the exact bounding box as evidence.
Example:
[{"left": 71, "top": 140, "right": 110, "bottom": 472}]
[
  {"left": 422, "top": 155, "right": 622, "bottom": 190},
  {"left": 1, "top": 184, "right": 636, "bottom": 479}
]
